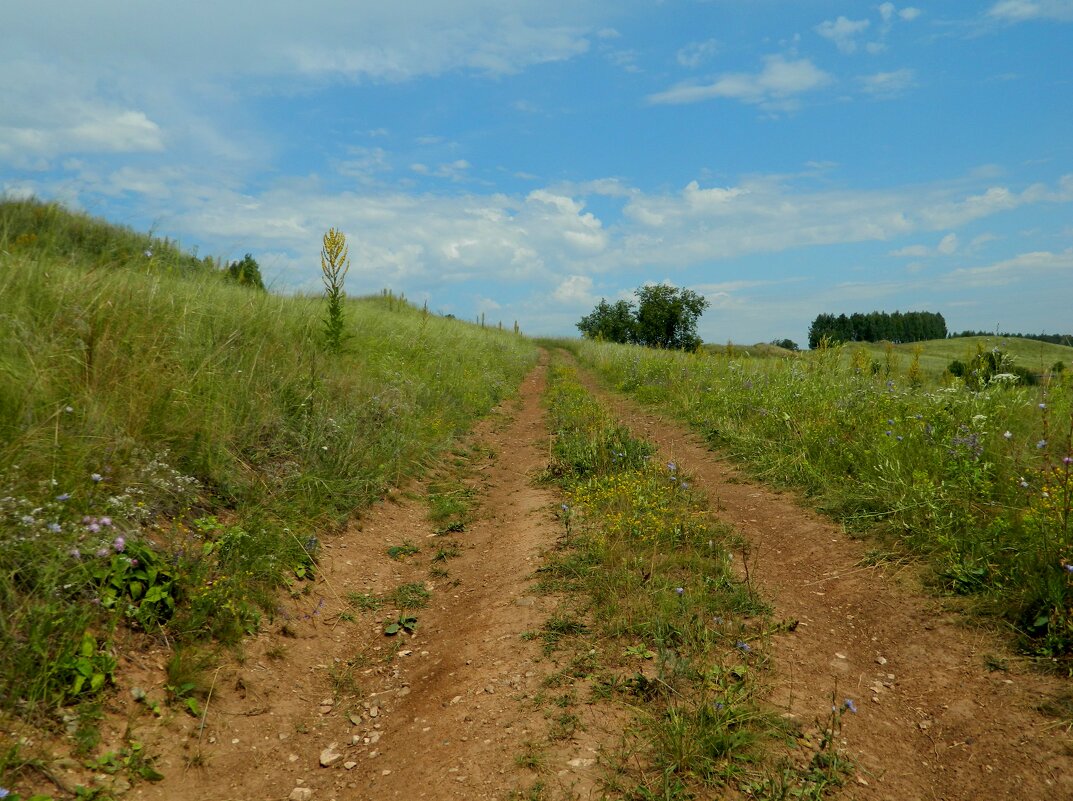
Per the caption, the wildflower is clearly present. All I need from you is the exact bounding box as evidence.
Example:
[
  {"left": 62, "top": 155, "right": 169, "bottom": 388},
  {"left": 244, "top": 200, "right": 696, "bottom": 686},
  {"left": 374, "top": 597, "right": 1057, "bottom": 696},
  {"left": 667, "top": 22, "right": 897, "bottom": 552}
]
[
  {"left": 713, "top": 616, "right": 723, "bottom": 625},
  {"left": 100, "top": 516, "right": 112, "bottom": 527},
  {"left": 667, "top": 462, "right": 677, "bottom": 472},
  {"left": 65, "top": 405, "right": 74, "bottom": 413},
  {"left": 130, "top": 558, "right": 139, "bottom": 568},
  {"left": 843, "top": 698, "right": 858, "bottom": 713},
  {"left": 680, "top": 482, "right": 690, "bottom": 489},
  {"left": 19, "top": 514, "right": 35, "bottom": 525},
  {"left": 1039, "top": 403, "right": 1047, "bottom": 410},
  {"left": 887, "top": 419, "right": 894, "bottom": 425},
  {"left": 561, "top": 503, "right": 570, "bottom": 512},
  {"left": 113, "top": 536, "right": 126, "bottom": 553},
  {"left": 736, "top": 640, "right": 751, "bottom": 653},
  {"left": 56, "top": 492, "right": 71, "bottom": 501},
  {"left": 47, "top": 522, "right": 62, "bottom": 533},
  {"left": 896, "top": 436, "right": 904, "bottom": 442},
  {"left": 0, "top": 788, "right": 10, "bottom": 798},
  {"left": 70, "top": 547, "right": 81, "bottom": 559},
  {"left": 1003, "top": 431, "right": 1012, "bottom": 440},
  {"left": 87, "top": 522, "right": 101, "bottom": 533},
  {"left": 1064, "top": 457, "right": 1073, "bottom": 466},
  {"left": 674, "top": 586, "right": 684, "bottom": 596},
  {"left": 1037, "top": 440, "right": 1047, "bottom": 449},
  {"left": 1020, "top": 478, "right": 1030, "bottom": 488},
  {"left": 144, "top": 249, "right": 153, "bottom": 258},
  {"left": 96, "top": 547, "right": 109, "bottom": 558},
  {"left": 91, "top": 473, "right": 103, "bottom": 483}
]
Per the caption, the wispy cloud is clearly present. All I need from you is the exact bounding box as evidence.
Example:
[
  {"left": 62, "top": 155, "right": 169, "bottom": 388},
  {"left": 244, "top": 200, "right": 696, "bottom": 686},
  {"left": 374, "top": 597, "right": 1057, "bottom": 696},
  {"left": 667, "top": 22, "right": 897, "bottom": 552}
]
[
  {"left": 647, "top": 55, "right": 832, "bottom": 109},
  {"left": 987, "top": 1, "right": 1073, "bottom": 22},
  {"left": 676, "top": 39, "right": 719, "bottom": 69},
  {"left": 859, "top": 68, "right": 917, "bottom": 97},
  {"left": 815, "top": 16, "right": 871, "bottom": 53},
  {"left": 946, "top": 248, "right": 1073, "bottom": 287}
]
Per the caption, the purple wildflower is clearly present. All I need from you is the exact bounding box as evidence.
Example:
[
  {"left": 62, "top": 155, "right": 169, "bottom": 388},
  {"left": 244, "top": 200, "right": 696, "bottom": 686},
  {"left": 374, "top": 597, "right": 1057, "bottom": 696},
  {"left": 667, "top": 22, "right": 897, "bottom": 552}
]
[
  {"left": 90, "top": 473, "right": 103, "bottom": 483},
  {"left": 736, "top": 640, "right": 751, "bottom": 653},
  {"left": 95, "top": 547, "right": 109, "bottom": 558},
  {"left": 56, "top": 493, "right": 71, "bottom": 502},
  {"left": 47, "top": 522, "right": 62, "bottom": 533},
  {"left": 843, "top": 698, "right": 858, "bottom": 713},
  {"left": 87, "top": 522, "right": 100, "bottom": 534},
  {"left": 100, "top": 516, "right": 113, "bottom": 527},
  {"left": 113, "top": 536, "right": 126, "bottom": 553}
]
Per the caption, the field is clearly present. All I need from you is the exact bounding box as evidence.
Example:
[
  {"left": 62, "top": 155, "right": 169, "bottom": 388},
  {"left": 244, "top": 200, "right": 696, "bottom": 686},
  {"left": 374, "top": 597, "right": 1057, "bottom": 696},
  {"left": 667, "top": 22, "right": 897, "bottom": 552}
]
[
  {"left": 1, "top": 200, "right": 1071, "bottom": 801},
  {"left": 572, "top": 336, "right": 1073, "bottom": 654}
]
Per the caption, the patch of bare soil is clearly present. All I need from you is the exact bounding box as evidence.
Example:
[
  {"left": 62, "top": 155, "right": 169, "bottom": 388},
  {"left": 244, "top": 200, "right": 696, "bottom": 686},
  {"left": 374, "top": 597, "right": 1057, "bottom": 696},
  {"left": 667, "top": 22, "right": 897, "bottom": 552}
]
[
  {"left": 124, "top": 359, "right": 597, "bottom": 801},
  {"left": 575, "top": 363, "right": 1073, "bottom": 801}
]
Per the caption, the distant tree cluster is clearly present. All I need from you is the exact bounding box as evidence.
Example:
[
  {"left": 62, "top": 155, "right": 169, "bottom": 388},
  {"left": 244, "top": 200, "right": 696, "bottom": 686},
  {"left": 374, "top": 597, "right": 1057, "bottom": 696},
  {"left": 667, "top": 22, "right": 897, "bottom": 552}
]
[
  {"left": 226, "top": 253, "right": 266, "bottom": 290},
  {"left": 950, "top": 330, "right": 1073, "bottom": 347},
  {"left": 808, "top": 311, "right": 947, "bottom": 349},
  {"left": 769, "top": 338, "right": 799, "bottom": 352},
  {"left": 577, "top": 285, "right": 709, "bottom": 351}
]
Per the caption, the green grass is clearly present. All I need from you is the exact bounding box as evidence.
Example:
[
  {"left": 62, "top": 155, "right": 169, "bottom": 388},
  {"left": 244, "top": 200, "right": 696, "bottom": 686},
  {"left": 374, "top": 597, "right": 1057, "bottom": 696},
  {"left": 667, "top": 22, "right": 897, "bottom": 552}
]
[
  {"left": 0, "top": 199, "right": 537, "bottom": 735},
  {"left": 540, "top": 362, "right": 829, "bottom": 798},
  {"left": 570, "top": 336, "right": 1073, "bottom": 659}
]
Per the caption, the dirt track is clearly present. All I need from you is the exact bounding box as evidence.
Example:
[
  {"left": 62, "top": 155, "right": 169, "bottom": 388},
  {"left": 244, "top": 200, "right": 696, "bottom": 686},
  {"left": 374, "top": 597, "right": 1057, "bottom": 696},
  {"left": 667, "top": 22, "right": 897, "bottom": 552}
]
[{"left": 129, "top": 355, "right": 1072, "bottom": 801}]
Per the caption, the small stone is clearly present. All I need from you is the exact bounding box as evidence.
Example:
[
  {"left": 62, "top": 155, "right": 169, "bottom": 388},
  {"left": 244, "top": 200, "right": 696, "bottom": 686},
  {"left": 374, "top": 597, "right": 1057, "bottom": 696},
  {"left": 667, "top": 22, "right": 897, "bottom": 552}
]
[
  {"left": 320, "top": 743, "right": 343, "bottom": 767},
  {"left": 450, "top": 695, "right": 463, "bottom": 705},
  {"left": 288, "top": 753, "right": 300, "bottom": 763},
  {"left": 344, "top": 761, "right": 357, "bottom": 770},
  {"left": 382, "top": 769, "right": 392, "bottom": 776},
  {"left": 348, "top": 713, "right": 362, "bottom": 726},
  {"left": 567, "top": 758, "right": 596, "bottom": 768},
  {"left": 320, "top": 698, "right": 333, "bottom": 706},
  {"left": 369, "top": 705, "right": 380, "bottom": 718},
  {"left": 368, "top": 731, "right": 381, "bottom": 744},
  {"left": 289, "top": 789, "right": 313, "bottom": 801},
  {"left": 834, "top": 653, "right": 847, "bottom": 660},
  {"left": 484, "top": 684, "right": 495, "bottom": 694},
  {"left": 876, "top": 656, "right": 888, "bottom": 665},
  {"left": 397, "top": 686, "right": 411, "bottom": 697}
]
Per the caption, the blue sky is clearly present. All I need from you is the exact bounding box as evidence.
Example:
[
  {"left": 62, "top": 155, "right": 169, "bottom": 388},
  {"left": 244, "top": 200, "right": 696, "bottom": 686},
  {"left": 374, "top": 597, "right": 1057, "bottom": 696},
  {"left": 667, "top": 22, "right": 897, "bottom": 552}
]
[{"left": 2, "top": 1, "right": 1071, "bottom": 346}]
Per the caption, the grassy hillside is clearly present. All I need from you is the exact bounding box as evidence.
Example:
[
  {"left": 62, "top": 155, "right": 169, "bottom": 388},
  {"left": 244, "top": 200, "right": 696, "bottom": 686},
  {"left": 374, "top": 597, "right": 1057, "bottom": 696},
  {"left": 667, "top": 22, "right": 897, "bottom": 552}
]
[
  {"left": 0, "top": 199, "right": 537, "bottom": 723},
  {"left": 842, "top": 336, "right": 1073, "bottom": 379}
]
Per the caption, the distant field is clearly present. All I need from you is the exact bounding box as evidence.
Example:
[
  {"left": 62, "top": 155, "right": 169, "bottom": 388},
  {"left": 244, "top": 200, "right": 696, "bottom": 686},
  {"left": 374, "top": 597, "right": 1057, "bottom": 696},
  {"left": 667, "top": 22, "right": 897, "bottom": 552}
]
[{"left": 704, "top": 336, "right": 1073, "bottom": 380}]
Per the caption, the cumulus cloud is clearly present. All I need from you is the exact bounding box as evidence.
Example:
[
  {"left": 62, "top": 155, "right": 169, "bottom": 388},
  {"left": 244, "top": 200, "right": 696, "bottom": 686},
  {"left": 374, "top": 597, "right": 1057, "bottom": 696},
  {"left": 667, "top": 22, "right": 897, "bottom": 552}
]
[
  {"left": 553, "top": 275, "right": 595, "bottom": 304},
  {"left": 815, "top": 16, "right": 871, "bottom": 53},
  {"left": 647, "top": 55, "right": 832, "bottom": 109}
]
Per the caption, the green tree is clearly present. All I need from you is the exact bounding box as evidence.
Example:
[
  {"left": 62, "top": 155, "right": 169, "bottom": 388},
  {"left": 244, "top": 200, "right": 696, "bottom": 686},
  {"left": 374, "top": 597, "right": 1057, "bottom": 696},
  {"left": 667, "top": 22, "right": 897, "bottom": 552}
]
[
  {"left": 226, "top": 253, "right": 265, "bottom": 290},
  {"left": 632, "top": 284, "right": 709, "bottom": 351},
  {"left": 576, "top": 298, "right": 636, "bottom": 343}
]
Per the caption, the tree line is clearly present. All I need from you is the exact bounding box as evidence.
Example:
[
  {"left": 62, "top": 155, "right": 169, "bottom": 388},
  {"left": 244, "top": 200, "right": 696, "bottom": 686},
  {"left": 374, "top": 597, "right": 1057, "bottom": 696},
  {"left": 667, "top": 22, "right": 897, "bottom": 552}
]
[
  {"left": 950, "top": 330, "right": 1073, "bottom": 347},
  {"left": 808, "top": 310, "right": 947, "bottom": 349}
]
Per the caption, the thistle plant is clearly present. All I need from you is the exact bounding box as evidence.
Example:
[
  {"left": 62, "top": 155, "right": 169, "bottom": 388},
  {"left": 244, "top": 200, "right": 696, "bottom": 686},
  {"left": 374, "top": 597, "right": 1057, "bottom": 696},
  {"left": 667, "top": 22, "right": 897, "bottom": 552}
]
[{"left": 320, "top": 227, "right": 350, "bottom": 352}]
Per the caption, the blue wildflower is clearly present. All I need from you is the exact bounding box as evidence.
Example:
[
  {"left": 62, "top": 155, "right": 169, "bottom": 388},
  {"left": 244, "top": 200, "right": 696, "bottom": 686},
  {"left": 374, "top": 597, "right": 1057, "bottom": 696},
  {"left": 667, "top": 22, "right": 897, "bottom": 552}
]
[
  {"left": 736, "top": 640, "right": 751, "bottom": 653},
  {"left": 56, "top": 492, "right": 71, "bottom": 502},
  {"left": 674, "top": 587, "right": 684, "bottom": 596},
  {"left": 90, "top": 473, "right": 103, "bottom": 483},
  {"left": 47, "top": 522, "right": 62, "bottom": 533},
  {"left": 843, "top": 698, "right": 858, "bottom": 713}
]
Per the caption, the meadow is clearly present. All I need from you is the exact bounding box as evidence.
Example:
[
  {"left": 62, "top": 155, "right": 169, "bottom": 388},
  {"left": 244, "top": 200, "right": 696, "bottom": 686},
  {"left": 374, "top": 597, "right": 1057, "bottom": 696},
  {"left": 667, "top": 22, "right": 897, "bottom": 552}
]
[
  {"left": 571, "top": 337, "right": 1073, "bottom": 659},
  {"left": 0, "top": 199, "right": 537, "bottom": 726}
]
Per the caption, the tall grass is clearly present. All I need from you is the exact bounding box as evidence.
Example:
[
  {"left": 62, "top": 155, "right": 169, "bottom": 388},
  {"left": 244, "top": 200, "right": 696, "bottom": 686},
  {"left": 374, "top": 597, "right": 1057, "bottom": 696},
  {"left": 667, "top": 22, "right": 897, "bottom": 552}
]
[
  {"left": 0, "top": 199, "right": 537, "bottom": 718},
  {"left": 570, "top": 338, "right": 1073, "bottom": 659}
]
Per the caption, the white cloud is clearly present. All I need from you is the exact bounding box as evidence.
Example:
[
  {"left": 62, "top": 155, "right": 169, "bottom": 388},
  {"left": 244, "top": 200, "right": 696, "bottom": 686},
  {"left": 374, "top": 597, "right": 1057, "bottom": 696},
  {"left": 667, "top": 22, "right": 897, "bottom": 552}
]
[
  {"left": 946, "top": 248, "right": 1073, "bottom": 287},
  {"left": 676, "top": 39, "right": 720, "bottom": 69},
  {"left": 815, "top": 16, "right": 871, "bottom": 53},
  {"left": 890, "top": 244, "right": 931, "bottom": 257},
  {"left": 859, "top": 68, "right": 917, "bottom": 97},
  {"left": 899, "top": 7, "right": 924, "bottom": 21},
  {"left": 988, "top": 1, "right": 1073, "bottom": 22},
  {"left": 647, "top": 55, "right": 832, "bottom": 109},
  {"left": 553, "top": 275, "right": 595, "bottom": 304},
  {"left": 937, "top": 232, "right": 959, "bottom": 254}
]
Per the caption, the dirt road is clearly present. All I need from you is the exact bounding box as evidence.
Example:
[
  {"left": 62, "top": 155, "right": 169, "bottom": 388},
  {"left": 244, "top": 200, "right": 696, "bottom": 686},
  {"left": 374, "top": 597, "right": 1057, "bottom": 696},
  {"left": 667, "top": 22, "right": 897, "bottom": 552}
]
[{"left": 129, "top": 356, "right": 1072, "bottom": 801}]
